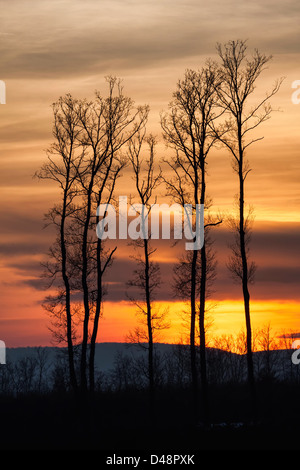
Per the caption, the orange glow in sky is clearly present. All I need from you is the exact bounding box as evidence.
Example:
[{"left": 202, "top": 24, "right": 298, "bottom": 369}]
[
  {"left": 0, "top": 0, "right": 299, "bottom": 348},
  {"left": 98, "top": 300, "right": 300, "bottom": 345}
]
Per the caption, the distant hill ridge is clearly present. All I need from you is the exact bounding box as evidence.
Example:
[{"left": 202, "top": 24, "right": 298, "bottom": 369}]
[{"left": 5, "top": 341, "right": 295, "bottom": 373}]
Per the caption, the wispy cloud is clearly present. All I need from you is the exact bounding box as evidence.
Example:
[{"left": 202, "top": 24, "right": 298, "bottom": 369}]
[{"left": 1, "top": 0, "right": 299, "bottom": 79}]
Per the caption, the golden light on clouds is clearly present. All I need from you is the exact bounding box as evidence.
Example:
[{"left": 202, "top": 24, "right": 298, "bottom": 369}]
[{"left": 0, "top": 0, "right": 299, "bottom": 346}]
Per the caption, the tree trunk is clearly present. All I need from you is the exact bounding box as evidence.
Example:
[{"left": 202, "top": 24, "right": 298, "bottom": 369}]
[
  {"left": 190, "top": 159, "right": 199, "bottom": 421},
  {"left": 238, "top": 139, "right": 256, "bottom": 420},
  {"left": 61, "top": 188, "right": 78, "bottom": 393},
  {"left": 89, "top": 236, "right": 103, "bottom": 393},
  {"left": 199, "top": 163, "right": 209, "bottom": 425},
  {"left": 144, "top": 238, "right": 154, "bottom": 405},
  {"left": 80, "top": 183, "right": 93, "bottom": 394},
  {"left": 190, "top": 247, "right": 198, "bottom": 420}
]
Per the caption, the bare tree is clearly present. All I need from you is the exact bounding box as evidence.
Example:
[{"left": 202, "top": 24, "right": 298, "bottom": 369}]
[
  {"left": 173, "top": 228, "right": 218, "bottom": 363},
  {"left": 126, "top": 130, "right": 169, "bottom": 406},
  {"left": 215, "top": 39, "right": 283, "bottom": 417},
  {"left": 75, "top": 77, "right": 148, "bottom": 393},
  {"left": 38, "top": 79, "right": 148, "bottom": 394},
  {"left": 36, "top": 95, "right": 84, "bottom": 392},
  {"left": 255, "top": 324, "right": 279, "bottom": 381},
  {"left": 34, "top": 347, "right": 50, "bottom": 393},
  {"left": 161, "top": 65, "right": 222, "bottom": 424}
]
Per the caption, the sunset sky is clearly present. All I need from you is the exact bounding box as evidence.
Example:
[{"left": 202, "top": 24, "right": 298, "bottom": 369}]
[{"left": 0, "top": 0, "right": 299, "bottom": 347}]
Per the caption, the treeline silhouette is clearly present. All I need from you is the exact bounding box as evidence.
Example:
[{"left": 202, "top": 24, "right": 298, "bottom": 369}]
[
  {"left": 1, "top": 328, "right": 299, "bottom": 397},
  {"left": 1, "top": 330, "right": 300, "bottom": 450}
]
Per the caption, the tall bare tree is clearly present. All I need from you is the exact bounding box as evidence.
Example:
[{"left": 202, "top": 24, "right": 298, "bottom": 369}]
[
  {"left": 161, "top": 65, "right": 222, "bottom": 424},
  {"left": 38, "top": 79, "right": 148, "bottom": 394},
  {"left": 75, "top": 77, "right": 148, "bottom": 393},
  {"left": 126, "top": 130, "right": 168, "bottom": 406},
  {"left": 36, "top": 94, "right": 84, "bottom": 392},
  {"left": 215, "top": 39, "right": 283, "bottom": 417}
]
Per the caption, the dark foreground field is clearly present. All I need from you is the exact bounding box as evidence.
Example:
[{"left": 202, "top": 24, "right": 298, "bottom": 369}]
[{"left": 0, "top": 381, "right": 299, "bottom": 451}]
